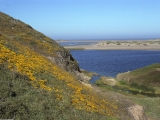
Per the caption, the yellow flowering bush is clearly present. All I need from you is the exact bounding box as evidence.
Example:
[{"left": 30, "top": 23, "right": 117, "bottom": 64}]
[
  {"left": 0, "top": 37, "right": 118, "bottom": 116},
  {"left": 14, "top": 33, "right": 59, "bottom": 56}
]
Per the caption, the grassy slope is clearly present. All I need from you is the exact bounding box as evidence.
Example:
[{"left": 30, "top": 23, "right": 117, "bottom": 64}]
[
  {"left": 0, "top": 12, "right": 122, "bottom": 119},
  {"left": 1, "top": 64, "right": 116, "bottom": 120},
  {"left": 129, "top": 64, "right": 160, "bottom": 86},
  {"left": 117, "top": 63, "right": 160, "bottom": 87},
  {"left": 96, "top": 63, "right": 160, "bottom": 120},
  {"left": 117, "top": 64, "right": 160, "bottom": 119},
  {"left": 116, "top": 63, "right": 160, "bottom": 94},
  {"left": 0, "top": 12, "right": 80, "bottom": 73}
]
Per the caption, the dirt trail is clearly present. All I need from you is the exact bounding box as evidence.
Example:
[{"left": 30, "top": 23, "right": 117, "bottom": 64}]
[{"left": 91, "top": 85, "right": 148, "bottom": 120}]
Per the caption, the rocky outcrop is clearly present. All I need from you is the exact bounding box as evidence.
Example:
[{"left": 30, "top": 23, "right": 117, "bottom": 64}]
[
  {"left": 100, "top": 76, "right": 117, "bottom": 86},
  {"left": 127, "top": 105, "right": 148, "bottom": 120},
  {"left": 47, "top": 49, "right": 80, "bottom": 73}
]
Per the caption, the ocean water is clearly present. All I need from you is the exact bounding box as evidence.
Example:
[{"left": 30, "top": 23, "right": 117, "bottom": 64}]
[
  {"left": 70, "top": 50, "right": 160, "bottom": 77},
  {"left": 58, "top": 41, "right": 98, "bottom": 46}
]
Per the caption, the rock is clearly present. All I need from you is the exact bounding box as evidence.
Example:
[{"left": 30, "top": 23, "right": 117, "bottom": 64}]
[
  {"left": 155, "top": 68, "right": 160, "bottom": 71},
  {"left": 47, "top": 50, "right": 80, "bottom": 73},
  {"left": 127, "top": 105, "right": 148, "bottom": 120},
  {"left": 81, "top": 82, "right": 92, "bottom": 88},
  {"left": 75, "top": 71, "right": 91, "bottom": 82},
  {"left": 101, "top": 77, "right": 117, "bottom": 86}
]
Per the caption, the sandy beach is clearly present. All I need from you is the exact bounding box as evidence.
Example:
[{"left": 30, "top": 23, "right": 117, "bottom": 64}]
[{"left": 64, "top": 40, "right": 160, "bottom": 50}]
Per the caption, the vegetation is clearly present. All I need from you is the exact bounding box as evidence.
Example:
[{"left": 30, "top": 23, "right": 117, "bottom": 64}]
[
  {"left": 1, "top": 11, "right": 160, "bottom": 120},
  {"left": 96, "top": 63, "right": 160, "bottom": 95},
  {"left": 133, "top": 97, "right": 160, "bottom": 120},
  {"left": 0, "top": 12, "right": 80, "bottom": 73},
  {"left": 117, "top": 63, "right": 160, "bottom": 88},
  {"left": 95, "top": 79, "right": 160, "bottom": 120},
  {"left": 0, "top": 63, "right": 121, "bottom": 120},
  {"left": 95, "top": 63, "right": 160, "bottom": 120},
  {"left": 97, "top": 40, "right": 160, "bottom": 47},
  {"left": 0, "top": 12, "right": 121, "bottom": 119}
]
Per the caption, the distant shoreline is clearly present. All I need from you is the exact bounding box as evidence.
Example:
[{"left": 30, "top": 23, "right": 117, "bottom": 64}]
[{"left": 64, "top": 40, "right": 160, "bottom": 50}]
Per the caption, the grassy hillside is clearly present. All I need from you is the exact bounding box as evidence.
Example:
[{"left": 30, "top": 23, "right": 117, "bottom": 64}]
[
  {"left": 95, "top": 64, "right": 160, "bottom": 120},
  {"left": 116, "top": 63, "right": 160, "bottom": 94},
  {"left": 128, "top": 63, "right": 160, "bottom": 87},
  {"left": 0, "top": 12, "right": 79, "bottom": 73},
  {"left": 0, "top": 12, "right": 122, "bottom": 119}
]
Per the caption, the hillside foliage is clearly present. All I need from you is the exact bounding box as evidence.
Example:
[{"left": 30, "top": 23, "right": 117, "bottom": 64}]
[
  {"left": 117, "top": 63, "right": 160, "bottom": 87},
  {"left": 0, "top": 12, "right": 120, "bottom": 119}
]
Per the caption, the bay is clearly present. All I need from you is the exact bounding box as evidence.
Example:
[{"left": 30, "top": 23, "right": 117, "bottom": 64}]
[
  {"left": 58, "top": 41, "right": 98, "bottom": 46},
  {"left": 70, "top": 50, "right": 160, "bottom": 77}
]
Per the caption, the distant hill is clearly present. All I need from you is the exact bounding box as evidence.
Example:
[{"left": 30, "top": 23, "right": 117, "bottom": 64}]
[
  {"left": 0, "top": 12, "right": 122, "bottom": 119},
  {"left": 116, "top": 63, "right": 160, "bottom": 87},
  {"left": 116, "top": 63, "right": 160, "bottom": 95}
]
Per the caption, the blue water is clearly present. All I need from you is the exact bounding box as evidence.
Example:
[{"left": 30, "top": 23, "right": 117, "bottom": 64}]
[
  {"left": 70, "top": 50, "right": 160, "bottom": 77},
  {"left": 89, "top": 75, "right": 100, "bottom": 84},
  {"left": 58, "top": 41, "right": 98, "bottom": 46}
]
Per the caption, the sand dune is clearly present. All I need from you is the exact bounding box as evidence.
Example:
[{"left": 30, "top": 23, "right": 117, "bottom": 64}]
[{"left": 64, "top": 40, "right": 160, "bottom": 50}]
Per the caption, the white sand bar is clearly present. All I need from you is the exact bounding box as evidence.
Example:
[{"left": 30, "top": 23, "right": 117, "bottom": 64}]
[{"left": 64, "top": 40, "right": 160, "bottom": 50}]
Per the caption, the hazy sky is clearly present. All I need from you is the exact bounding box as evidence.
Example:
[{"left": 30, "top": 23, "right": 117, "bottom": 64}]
[{"left": 0, "top": 0, "right": 160, "bottom": 40}]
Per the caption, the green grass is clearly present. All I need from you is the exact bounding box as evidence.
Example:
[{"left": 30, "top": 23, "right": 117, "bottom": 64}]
[
  {"left": 0, "top": 64, "right": 122, "bottom": 120},
  {"left": 133, "top": 97, "right": 160, "bottom": 120},
  {"left": 3, "top": 11, "right": 160, "bottom": 120},
  {"left": 95, "top": 63, "right": 160, "bottom": 120},
  {"left": 96, "top": 77, "right": 155, "bottom": 95},
  {"left": 131, "top": 63, "right": 160, "bottom": 75},
  {"left": 0, "top": 12, "right": 122, "bottom": 120},
  {"left": 116, "top": 63, "right": 160, "bottom": 91},
  {"left": 0, "top": 12, "right": 80, "bottom": 73},
  {"left": 95, "top": 78, "right": 160, "bottom": 120}
]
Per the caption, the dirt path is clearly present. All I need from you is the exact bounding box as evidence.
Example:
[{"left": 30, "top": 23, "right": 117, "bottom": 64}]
[{"left": 91, "top": 85, "right": 148, "bottom": 120}]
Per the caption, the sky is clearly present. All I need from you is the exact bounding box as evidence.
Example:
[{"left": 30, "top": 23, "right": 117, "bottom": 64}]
[{"left": 0, "top": 0, "right": 160, "bottom": 40}]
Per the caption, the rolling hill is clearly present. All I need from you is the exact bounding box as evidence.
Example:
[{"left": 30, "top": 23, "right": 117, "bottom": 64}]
[{"left": 116, "top": 63, "right": 160, "bottom": 93}]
